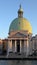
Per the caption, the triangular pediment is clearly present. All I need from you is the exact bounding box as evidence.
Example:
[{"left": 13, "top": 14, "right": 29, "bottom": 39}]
[{"left": 11, "top": 32, "right": 27, "bottom": 38}]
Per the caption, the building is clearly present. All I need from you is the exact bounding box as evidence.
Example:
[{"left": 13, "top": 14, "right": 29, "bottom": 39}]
[
  {"left": 0, "top": 39, "right": 2, "bottom": 54},
  {"left": 0, "top": 5, "right": 37, "bottom": 56},
  {"left": 31, "top": 35, "right": 37, "bottom": 53},
  {"left": 2, "top": 39, "right": 8, "bottom": 55},
  {"left": 0, "top": 39, "right": 8, "bottom": 55}
]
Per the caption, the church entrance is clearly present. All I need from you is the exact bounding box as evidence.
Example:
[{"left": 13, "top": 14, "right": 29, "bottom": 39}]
[{"left": 17, "top": 40, "right": 20, "bottom": 52}]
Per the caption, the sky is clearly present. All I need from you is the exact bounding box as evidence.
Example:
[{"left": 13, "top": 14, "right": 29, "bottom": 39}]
[{"left": 0, "top": 0, "right": 37, "bottom": 39}]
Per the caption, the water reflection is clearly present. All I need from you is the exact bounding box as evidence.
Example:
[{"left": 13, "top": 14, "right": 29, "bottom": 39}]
[{"left": 0, "top": 60, "right": 37, "bottom": 65}]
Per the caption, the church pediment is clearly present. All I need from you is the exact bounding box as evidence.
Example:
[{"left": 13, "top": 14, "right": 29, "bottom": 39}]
[{"left": 11, "top": 32, "right": 27, "bottom": 38}]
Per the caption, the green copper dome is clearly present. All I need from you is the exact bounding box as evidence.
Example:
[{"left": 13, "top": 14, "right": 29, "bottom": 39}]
[
  {"left": 9, "top": 5, "right": 32, "bottom": 34},
  {"left": 9, "top": 18, "right": 32, "bottom": 33}
]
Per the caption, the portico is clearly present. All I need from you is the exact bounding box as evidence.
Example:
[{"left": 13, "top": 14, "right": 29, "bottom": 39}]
[{"left": 8, "top": 35, "right": 29, "bottom": 56}]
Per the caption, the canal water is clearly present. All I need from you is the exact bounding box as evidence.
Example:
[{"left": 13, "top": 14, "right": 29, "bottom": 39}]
[{"left": 0, "top": 60, "right": 37, "bottom": 65}]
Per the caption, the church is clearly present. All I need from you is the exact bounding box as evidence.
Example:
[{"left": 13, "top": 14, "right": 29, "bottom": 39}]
[
  {"left": 0, "top": 5, "right": 37, "bottom": 56},
  {"left": 7, "top": 5, "right": 32, "bottom": 56}
]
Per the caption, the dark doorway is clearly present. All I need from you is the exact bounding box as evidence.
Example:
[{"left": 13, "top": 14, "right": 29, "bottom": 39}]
[{"left": 17, "top": 40, "right": 20, "bottom": 52}]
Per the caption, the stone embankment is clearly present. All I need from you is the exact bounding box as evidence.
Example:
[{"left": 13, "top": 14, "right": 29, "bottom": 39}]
[{"left": 0, "top": 53, "right": 37, "bottom": 60}]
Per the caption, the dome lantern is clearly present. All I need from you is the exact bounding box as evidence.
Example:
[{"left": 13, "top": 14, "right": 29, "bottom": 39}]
[{"left": 18, "top": 5, "right": 23, "bottom": 18}]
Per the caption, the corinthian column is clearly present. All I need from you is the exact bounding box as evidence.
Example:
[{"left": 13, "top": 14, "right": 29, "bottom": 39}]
[
  {"left": 9, "top": 40, "right": 12, "bottom": 51},
  {"left": 20, "top": 40, "right": 21, "bottom": 53},
  {"left": 7, "top": 39, "right": 12, "bottom": 56},
  {"left": 15, "top": 40, "right": 17, "bottom": 52},
  {"left": 24, "top": 40, "right": 26, "bottom": 53},
  {"left": 26, "top": 40, "right": 29, "bottom": 56}
]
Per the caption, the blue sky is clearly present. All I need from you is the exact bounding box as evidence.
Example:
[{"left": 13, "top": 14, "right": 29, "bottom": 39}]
[{"left": 0, "top": 0, "right": 37, "bottom": 39}]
